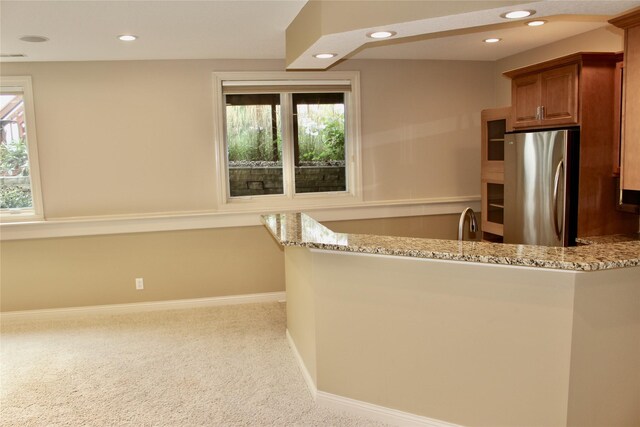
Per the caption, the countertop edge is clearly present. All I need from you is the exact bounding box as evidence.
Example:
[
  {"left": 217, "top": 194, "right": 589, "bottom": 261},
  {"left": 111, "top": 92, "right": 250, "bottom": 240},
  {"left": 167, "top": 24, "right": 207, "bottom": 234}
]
[{"left": 261, "top": 213, "right": 640, "bottom": 272}]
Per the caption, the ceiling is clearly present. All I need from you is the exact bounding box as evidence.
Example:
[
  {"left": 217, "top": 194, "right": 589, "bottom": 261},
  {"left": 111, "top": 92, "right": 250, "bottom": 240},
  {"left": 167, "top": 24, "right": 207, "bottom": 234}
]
[
  {"left": 0, "top": 0, "right": 307, "bottom": 62},
  {"left": 0, "top": 0, "right": 639, "bottom": 64}
]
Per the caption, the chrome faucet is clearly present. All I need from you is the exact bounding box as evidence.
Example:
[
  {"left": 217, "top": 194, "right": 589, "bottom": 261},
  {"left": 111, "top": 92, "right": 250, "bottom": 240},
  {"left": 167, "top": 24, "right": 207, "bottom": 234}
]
[{"left": 458, "top": 207, "right": 478, "bottom": 241}]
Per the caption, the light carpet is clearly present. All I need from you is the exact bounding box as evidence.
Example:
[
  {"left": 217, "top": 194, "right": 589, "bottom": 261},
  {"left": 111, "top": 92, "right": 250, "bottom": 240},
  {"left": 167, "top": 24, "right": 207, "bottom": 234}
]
[{"left": 1, "top": 302, "right": 388, "bottom": 426}]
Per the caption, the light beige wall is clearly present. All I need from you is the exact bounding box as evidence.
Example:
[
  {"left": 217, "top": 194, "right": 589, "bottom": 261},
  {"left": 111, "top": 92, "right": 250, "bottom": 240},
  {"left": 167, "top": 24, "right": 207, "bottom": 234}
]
[
  {"left": 2, "top": 27, "right": 626, "bottom": 312},
  {"left": 288, "top": 245, "right": 640, "bottom": 426},
  {"left": 567, "top": 268, "right": 640, "bottom": 427},
  {"left": 1, "top": 58, "right": 493, "bottom": 218},
  {"left": 0, "top": 225, "right": 285, "bottom": 312},
  {"left": 306, "top": 249, "right": 577, "bottom": 426},
  {"left": 284, "top": 246, "right": 317, "bottom": 384},
  {"left": 0, "top": 58, "right": 495, "bottom": 312},
  {"left": 0, "top": 59, "right": 282, "bottom": 218},
  {"left": 324, "top": 212, "right": 481, "bottom": 240},
  {"left": 335, "top": 59, "right": 494, "bottom": 202},
  {"left": 494, "top": 26, "right": 624, "bottom": 106},
  {"left": 0, "top": 214, "right": 462, "bottom": 312}
]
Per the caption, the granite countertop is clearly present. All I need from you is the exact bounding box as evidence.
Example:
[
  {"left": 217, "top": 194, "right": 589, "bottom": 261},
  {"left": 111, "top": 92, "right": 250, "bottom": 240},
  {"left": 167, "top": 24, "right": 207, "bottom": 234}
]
[
  {"left": 261, "top": 212, "right": 640, "bottom": 272},
  {"left": 576, "top": 233, "right": 640, "bottom": 245}
]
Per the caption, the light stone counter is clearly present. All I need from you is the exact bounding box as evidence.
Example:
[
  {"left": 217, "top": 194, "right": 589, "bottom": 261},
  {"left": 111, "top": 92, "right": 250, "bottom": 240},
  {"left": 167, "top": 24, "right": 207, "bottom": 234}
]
[
  {"left": 576, "top": 233, "right": 640, "bottom": 245},
  {"left": 262, "top": 212, "right": 640, "bottom": 271}
]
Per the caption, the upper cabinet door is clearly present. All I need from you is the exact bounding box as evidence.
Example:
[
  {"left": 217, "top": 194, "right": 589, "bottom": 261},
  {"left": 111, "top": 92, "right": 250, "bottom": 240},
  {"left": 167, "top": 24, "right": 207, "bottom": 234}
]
[
  {"left": 509, "top": 63, "right": 579, "bottom": 129},
  {"left": 481, "top": 107, "right": 510, "bottom": 179},
  {"left": 622, "top": 24, "right": 640, "bottom": 190},
  {"left": 539, "top": 64, "right": 579, "bottom": 126},
  {"left": 610, "top": 8, "right": 640, "bottom": 191},
  {"left": 511, "top": 74, "right": 540, "bottom": 128}
]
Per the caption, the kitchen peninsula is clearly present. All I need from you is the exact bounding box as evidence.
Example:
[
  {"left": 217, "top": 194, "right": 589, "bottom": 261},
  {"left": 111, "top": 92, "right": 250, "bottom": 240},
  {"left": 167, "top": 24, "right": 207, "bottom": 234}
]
[{"left": 263, "top": 212, "right": 640, "bottom": 427}]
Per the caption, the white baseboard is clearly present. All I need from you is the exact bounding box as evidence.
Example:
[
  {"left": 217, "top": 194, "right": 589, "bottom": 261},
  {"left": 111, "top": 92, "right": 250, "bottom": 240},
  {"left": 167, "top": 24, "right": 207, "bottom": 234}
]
[
  {"left": 1, "top": 291, "right": 286, "bottom": 324},
  {"left": 285, "top": 328, "right": 462, "bottom": 427},
  {"left": 316, "top": 391, "right": 462, "bottom": 427},
  {"left": 286, "top": 329, "right": 317, "bottom": 400}
]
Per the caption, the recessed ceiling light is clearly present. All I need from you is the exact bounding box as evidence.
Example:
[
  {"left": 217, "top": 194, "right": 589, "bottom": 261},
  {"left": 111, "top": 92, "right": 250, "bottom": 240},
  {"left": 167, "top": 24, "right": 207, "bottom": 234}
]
[
  {"left": 118, "top": 35, "right": 138, "bottom": 42},
  {"left": 367, "top": 31, "right": 397, "bottom": 39},
  {"left": 501, "top": 10, "right": 535, "bottom": 19},
  {"left": 483, "top": 38, "right": 502, "bottom": 43},
  {"left": 527, "top": 20, "right": 547, "bottom": 27},
  {"left": 313, "top": 53, "right": 336, "bottom": 59},
  {"left": 19, "top": 35, "right": 49, "bottom": 43}
]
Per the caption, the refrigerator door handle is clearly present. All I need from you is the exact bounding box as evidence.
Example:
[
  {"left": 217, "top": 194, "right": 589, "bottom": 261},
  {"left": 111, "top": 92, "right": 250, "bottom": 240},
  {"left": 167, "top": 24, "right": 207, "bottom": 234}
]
[{"left": 553, "top": 160, "right": 565, "bottom": 240}]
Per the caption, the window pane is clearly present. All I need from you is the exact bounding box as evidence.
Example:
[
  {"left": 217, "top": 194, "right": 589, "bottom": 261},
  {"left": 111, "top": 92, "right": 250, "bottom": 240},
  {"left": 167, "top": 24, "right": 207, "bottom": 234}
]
[
  {"left": 293, "top": 93, "right": 346, "bottom": 194},
  {"left": 1, "top": 93, "right": 34, "bottom": 210},
  {"left": 225, "top": 94, "right": 283, "bottom": 197}
]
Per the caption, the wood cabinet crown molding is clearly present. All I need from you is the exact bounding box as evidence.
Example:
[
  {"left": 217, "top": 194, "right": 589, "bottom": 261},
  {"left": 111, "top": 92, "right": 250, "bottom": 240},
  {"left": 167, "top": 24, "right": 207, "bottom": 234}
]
[
  {"left": 608, "top": 6, "right": 640, "bottom": 29},
  {"left": 503, "top": 52, "right": 621, "bottom": 79}
]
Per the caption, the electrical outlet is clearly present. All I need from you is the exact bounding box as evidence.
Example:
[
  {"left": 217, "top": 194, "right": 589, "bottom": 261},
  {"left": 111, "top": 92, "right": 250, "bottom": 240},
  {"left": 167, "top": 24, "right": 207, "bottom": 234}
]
[{"left": 135, "top": 278, "right": 144, "bottom": 290}]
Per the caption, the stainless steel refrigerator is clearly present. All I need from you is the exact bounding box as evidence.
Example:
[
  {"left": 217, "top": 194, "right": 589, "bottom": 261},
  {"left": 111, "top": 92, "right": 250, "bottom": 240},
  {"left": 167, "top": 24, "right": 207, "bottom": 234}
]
[{"left": 504, "top": 128, "right": 580, "bottom": 247}]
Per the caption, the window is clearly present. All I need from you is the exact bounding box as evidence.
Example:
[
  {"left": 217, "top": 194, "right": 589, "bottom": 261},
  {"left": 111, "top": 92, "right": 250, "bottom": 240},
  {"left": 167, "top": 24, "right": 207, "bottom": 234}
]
[
  {"left": 213, "top": 72, "right": 361, "bottom": 209},
  {"left": 226, "top": 93, "right": 283, "bottom": 197},
  {"left": 292, "top": 92, "right": 346, "bottom": 194},
  {"left": 0, "top": 76, "right": 43, "bottom": 221}
]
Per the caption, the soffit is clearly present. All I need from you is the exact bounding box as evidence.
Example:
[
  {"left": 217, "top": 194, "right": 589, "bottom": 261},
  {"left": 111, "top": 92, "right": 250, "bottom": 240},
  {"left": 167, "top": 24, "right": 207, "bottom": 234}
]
[{"left": 286, "top": 1, "right": 640, "bottom": 69}]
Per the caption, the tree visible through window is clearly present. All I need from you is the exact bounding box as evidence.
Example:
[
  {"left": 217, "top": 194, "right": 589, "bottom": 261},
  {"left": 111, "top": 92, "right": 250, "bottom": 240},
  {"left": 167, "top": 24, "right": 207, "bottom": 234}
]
[
  {"left": 1, "top": 76, "right": 43, "bottom": 220},
  {"left": 0, "top": 93, "right": 32, "bottom": 209},
  {"left": 214, "top": 71, "right": 360, "bottom": 207},
  {"left": 226, "top": 94, "right": 283, "bottom": 197},
  {"left": 293, "top": 92, "right": 345, "bottom": 193},
  {"left": 224, "top": 91, "right": 346, "bottom": 197}
]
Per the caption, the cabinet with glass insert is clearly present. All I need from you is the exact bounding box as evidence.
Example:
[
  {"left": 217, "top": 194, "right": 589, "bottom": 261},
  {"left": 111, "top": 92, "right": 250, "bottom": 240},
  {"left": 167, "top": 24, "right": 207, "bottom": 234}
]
[{"left": 481, "top": 107, "right": 510, "bottom": 242}]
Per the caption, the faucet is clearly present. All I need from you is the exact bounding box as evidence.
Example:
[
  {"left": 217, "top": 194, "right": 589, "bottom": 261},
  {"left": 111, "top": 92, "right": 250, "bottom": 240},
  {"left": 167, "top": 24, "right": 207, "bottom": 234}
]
[{"left": 458, "top": 207, "right": 478, "bottom": 241}]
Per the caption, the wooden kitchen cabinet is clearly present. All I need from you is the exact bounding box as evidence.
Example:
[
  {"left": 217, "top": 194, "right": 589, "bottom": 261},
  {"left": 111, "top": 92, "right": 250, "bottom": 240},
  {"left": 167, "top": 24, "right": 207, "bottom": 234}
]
[
  {"left": 481, "top": 107, "right": 510, "bottom": 178},
  {"left": 504, "top": 52, "right": 639, "bottom": 237},
  {"left": 505, "top": 53, "right": 614, "bottom": 129},
  {"left": 610, "top": 7, "right": 640, "bottom": 192},
  {"left": 511, "top": 63, "right": 578, "bottom": 128},
  {"left": 480, "top": 107, "right": 510, "bottom": 242}
]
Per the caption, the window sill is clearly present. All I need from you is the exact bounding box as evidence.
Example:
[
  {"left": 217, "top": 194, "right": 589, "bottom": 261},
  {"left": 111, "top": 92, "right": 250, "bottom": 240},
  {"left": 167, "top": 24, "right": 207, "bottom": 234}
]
[
  {"left": 0, "top": 211, "right": 43, "bottom": 223},
  {"left": 219, "top": 191, "right": 361, "bottom": 211}
]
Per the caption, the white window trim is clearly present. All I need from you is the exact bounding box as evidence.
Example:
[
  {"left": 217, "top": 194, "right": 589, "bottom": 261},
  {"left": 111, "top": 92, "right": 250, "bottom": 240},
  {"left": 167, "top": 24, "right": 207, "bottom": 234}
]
[
  {"left": 0, "top": 75, "right": 44, "bottom": 222},
  {"left": 212, "top": 71, "right": 362, "bottom": 211}
]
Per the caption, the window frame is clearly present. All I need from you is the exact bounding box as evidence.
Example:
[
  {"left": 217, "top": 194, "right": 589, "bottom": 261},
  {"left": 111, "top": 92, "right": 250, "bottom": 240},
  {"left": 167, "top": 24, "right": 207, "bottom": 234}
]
[
  {"left": 212, "top": 71, "right": 362, "bottom": 211},
  {"left": 0, "top": 76, "right": 44, "bottom": 222}
]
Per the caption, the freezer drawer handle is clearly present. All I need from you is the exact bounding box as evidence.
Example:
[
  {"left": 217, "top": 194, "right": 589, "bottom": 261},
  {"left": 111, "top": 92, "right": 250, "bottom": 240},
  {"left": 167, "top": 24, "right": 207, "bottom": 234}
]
[{"left": 553, "top": 160, "right": 564, "bottom": 240}]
